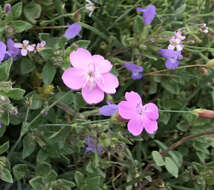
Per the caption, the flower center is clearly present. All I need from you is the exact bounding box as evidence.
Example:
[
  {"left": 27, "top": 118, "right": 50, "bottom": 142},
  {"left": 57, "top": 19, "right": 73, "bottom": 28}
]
[{"left": 136, "top": 102, "right": 143, "bottom": 115}]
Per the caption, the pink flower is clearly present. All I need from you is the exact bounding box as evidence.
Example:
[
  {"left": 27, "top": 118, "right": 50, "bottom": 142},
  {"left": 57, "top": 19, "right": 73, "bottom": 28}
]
[
  {"left": 168, "top": 37, "right": 184, "bottom": 51},
  {"left": 118, "top": 91, "right": 159, "bottom": 136},
  {"left": 14, "top": 40, "right": 35, "bottom": 56},
  {"left": 62, "top": 48, "right": 119, "bottom": 104},
  {"left": 174, "top": 31, "right": 185, "bottom": 41}
]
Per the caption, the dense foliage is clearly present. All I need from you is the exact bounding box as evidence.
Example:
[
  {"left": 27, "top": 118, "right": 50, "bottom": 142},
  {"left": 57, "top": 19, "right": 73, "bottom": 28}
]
[{"left": 0, "top": 0, "right": 214, "bottom": 189}]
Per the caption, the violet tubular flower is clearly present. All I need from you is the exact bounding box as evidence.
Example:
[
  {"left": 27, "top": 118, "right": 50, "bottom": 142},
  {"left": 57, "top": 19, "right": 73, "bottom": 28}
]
[
  {"left": 65, "top": 23, "right": 82, "bottom": 40},
  {"left": 5, "top": 38, "right": 20, "bottom": 61},
  {"left": 118, "top": 91, "right": 159, "bottom": 136},
  {"left": 136, "top": 5, "right": 157, "bottom": 25},
  {"left": 85, "top": 136, "right": 102, "bottom": 154},
  {"left": 158, "top": 49, "right": 183, "bottom": 69},
  {"left": 123, "top": 62, "right": 143, "bottom": 80},
  {"left": 99, "top": 101, "right": 118, "bottom": 116}
]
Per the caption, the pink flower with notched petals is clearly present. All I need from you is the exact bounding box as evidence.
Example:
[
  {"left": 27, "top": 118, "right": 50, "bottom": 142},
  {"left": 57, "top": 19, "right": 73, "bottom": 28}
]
[
  {"left": 62, "top": 48, "right": 119, "bottom": 104},
  {"left": 14, "top": 40, "right": 35, "bottom": 56},
  {"left": 118, "top": 91, "right": 159, "bottom": 136}
]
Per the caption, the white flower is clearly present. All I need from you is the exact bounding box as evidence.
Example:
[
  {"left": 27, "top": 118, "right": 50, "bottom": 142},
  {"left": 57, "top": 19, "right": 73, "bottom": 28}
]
[{"left": 85, "top": 0, "right": 96, "bottom": 17}]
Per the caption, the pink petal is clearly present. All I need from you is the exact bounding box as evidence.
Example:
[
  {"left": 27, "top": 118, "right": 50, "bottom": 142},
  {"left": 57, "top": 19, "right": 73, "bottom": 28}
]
[
  {"left": 168, "top": 44, "right": 175, "bottom": 50},
  {"left": 96, "top": 73, "right": 119, "bottom": 94},
  {"left": 21, "top": 49, "right": 28, "bottom": 56},
  {"left": 143, "top": 103, "right": 159, "bottom": 120},
  {"left": 92, "top": 55, "right": 112, "bottom": 73},
  {"left": 127, "top": 119, "right": 144, "bottom": 136},
  {"left": 70, "top": 48, "right": 93, "bottom": 69},
  {"left": 14, "top": 43, "right": 22, "bottom": 48},
  {"left": 144, "top": 119, "right": 158, "bottom": 134},
  {"left": 125, "top": 91, "right": 142, "bottom": 105},
  {"left": 82, "top": 85, "right": 104, "bottom": 104},
  {"left": 118, "top": 100, "right": 138, "bottom": 120},
  {"left": 62, "top": 68, "right": 86, "bottom": 90}
]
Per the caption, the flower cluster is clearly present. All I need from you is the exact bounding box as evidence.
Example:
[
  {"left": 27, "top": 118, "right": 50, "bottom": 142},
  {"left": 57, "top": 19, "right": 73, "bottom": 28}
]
[
  {"left": 14, "top": 40, "right": 46, "bottom": 56},
  {"left": 159, "top": 31, "right": 185, "bottom": 69}
]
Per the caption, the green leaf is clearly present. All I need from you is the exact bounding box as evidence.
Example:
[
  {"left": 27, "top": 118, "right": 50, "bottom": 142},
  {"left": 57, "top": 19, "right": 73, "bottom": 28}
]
[
  {"left": 10, "top": 2, "right": 23, "bottom": 19},
  {"left": 29, "top": 176, "right": 43, "bottom": 189},
  {"left": 74, "top": 171, "right": 84, "bottom": 187},
  {"left": 0, "top": 168, "right": 13, "bottom": 183},
  {"left": 11, "top": 20, "right": 32, "bottom": 33},
  {"left": 29, "top": 92, "right": 42, "bottom": 110},
  {"left": 0, "top": 58, "right": 12, "bottom": 81},
  {"left": 152, "top": 151, "right": 165, "bottom": 166},
  {"left": 1, "top": 111, "right": 9, "bottom": 126},
  {"left": 20, "top": 57, "right": 35, "bottom": 74},
  {"left": 42, "top": 63, "right": 56, "bottom": 85},
  {"left": 39, "top": 48, "right": 54, "bottom": 61},
  {"left": 0, "top": 141, "right": 9, "bottom": 155},
  {"left": 13, "top": 164, "right": 29, "bottom": 180},
  {"left": 22, "top": 134, "right": 36, "bottom": 159},
  {"left": 6, "top": 88, "right": 25, "bottom": 100},
  {"left": 74, "top": 40, "right": 91, "bottom": 49},
  {"left": 24, "top": 2, "right": 42, "bottom": 24},
  {"left": 165, "top": 157, "right": 178, "bottom": 178}
]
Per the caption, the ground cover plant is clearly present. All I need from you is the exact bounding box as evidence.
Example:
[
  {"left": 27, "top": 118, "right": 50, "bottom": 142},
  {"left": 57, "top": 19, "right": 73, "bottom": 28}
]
[{"left": 0, "top": 0, "right": 214, "bottom": 189}]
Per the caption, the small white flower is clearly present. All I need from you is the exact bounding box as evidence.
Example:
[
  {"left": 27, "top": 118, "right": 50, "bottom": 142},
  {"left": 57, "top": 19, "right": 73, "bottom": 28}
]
[
  {"left": 200, "top": 24, "right": 208, "bottom": 34},
  {"left": 85, "top": 0, "right": 96, "bottom": 17}
]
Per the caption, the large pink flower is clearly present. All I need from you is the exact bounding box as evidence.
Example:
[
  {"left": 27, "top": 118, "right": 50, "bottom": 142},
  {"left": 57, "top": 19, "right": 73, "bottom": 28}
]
[
  {"left": 118, "top": 91, "right": 159, "bottom": 136},
  {"left": 62, "top": 48, "right": 119, "bottom": 104}
]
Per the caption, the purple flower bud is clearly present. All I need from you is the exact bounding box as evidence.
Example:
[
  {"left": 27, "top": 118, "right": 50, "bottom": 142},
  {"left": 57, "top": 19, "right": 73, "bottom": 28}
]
[
  {"left": 64, "top": 23, "right": 82, "bottom": 40},
  {"left": 4, "top": 3, "right": 11, "bottom": 14}
]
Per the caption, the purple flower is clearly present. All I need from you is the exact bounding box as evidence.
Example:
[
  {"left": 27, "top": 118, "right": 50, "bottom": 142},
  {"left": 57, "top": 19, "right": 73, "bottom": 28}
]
[
  {"left": 99, "top": 100, "right": 118, "bottom": 116},
  {"left": 64, "top": 23, "right": 82, "bottom": 40},
  {"left": 5, "top": 38, "right": 21, "bottom": 61},
  {"left": 4, "top": 3, "right": 11, "bottom": 14},
  {"left": 85, "top": 136, "right": 102, "bottom": 154},
  {"left": 136, "top": 5, "right": 157, "bottom": 25},
  {"left": 14, "top": 40, "right": 35, "bottom": 56},
  {"left": 0, "top": 122, "right": 1, "bottom": 128},
  {"left": 123, "top": 62, "right": 144, "bottom": 80},
  {"left": 158, "top": 49, "right": 183, "bottom": 69},
  {"left": 0, "top": 42, "right": 6, "bottom": 63}
]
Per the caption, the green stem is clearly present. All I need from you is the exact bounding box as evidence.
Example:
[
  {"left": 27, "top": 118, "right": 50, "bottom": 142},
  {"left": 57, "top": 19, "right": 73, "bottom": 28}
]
[{"left": 159, "top": 109, "right": 192, "bottom": 113}]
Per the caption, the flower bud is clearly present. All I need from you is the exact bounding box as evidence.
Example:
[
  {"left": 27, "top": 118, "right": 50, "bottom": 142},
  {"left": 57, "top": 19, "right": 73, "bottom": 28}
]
[
  {"left": 4, "top": 3, "right": 11, "bottom": 14},
  {"left": 206, "top": 59, "right": 214, "bottom": 70},
  {"left": 192, "top": 109, "right": 214, "bottom": 119}
]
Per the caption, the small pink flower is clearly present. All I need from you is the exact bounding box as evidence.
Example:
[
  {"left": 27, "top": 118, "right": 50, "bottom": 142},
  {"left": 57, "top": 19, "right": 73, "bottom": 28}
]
[
  {"left": 14, "top": 40, "right": 35, "bottom": 56},
  {"left": 36, "top": 41, "right": 46, "bottom": 52},
  {"left": 62, "top": 48, "right": 119, "bottom": 104},
  {"left": 118, "top": 91, "right": 159, "bottom": 136},
  {"left": 174, "top": 31, "right": 185, "bottom": 41},
  {"left": 168, "top": 37, "right": 184, "bottom": 51}
]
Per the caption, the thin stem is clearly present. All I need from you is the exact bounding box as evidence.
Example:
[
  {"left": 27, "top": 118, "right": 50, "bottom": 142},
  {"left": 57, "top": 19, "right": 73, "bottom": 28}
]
[
  {"left": 144, "top": 64, "right": 207, "bottom": 76},
  {"left": 159, "top": 109, "right": 192, "bottom": 113}
]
